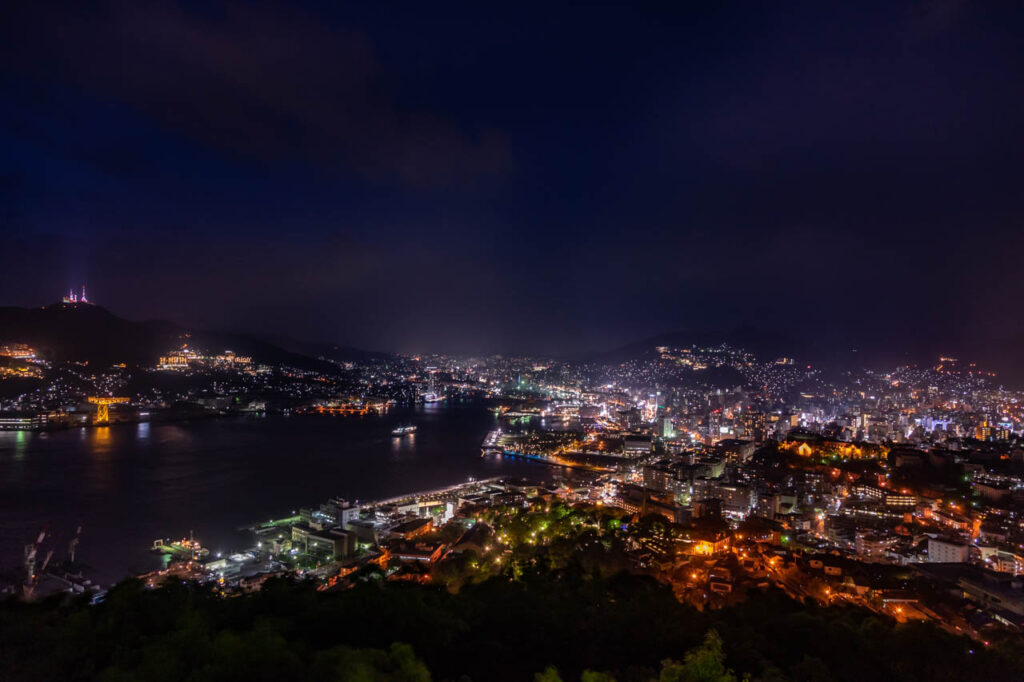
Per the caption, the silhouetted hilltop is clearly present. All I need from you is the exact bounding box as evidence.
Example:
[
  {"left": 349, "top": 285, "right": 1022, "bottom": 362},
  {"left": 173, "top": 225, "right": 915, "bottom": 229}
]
[
  {"left": 583, "top": 325, "right": 1024, "bottom": 388},
  {"left": 582, "top": 326, "right": 801, "bottom": 365},
  {"left": 0, "top": 303, "right": 344, "bottom": 371}
]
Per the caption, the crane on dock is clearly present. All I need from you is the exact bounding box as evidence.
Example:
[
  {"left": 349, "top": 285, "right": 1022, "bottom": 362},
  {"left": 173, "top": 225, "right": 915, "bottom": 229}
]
[
  {"left": 68, "top": 526, "right": 82, "bottom": 564},
  {"left": 87, "top": 396, "right": 129, "bottom": 424},
  {"left": 23, "top": 528, "right": 53, "bottom": 600}
]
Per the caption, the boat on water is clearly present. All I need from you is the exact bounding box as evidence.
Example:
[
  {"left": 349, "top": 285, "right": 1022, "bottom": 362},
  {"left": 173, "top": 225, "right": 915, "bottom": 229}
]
[
  {"left": 391, "top": 424, "right": 417, "bottom": 437},
  {"left": 151, "top": 535, "right": 209, "bottom": 559}
]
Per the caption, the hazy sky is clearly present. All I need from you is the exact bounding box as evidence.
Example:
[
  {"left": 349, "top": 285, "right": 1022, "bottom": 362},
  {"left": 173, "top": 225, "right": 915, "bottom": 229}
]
[{"left": 2, "top": 1, "right": 1022, "bottom": 354}]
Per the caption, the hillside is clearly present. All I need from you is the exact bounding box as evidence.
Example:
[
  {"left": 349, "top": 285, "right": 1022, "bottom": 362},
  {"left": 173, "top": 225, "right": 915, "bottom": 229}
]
[
  {"left": 582, "top": 327, "right": 802, "bottom": 366},
  {"left": 0, "top": 303, "right": 342, "bottom": 372},
  {"left": 583, "top": 326, "right": 1024, "bottom": 389},
  {"left": 2, "top": 574, "right": 1021, "bottom": 682}
]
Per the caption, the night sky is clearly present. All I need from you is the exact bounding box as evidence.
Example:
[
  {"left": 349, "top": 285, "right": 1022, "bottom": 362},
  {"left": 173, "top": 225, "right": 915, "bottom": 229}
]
[{"left": 2, "top": 1, "right": 1022, "bottom": 355}]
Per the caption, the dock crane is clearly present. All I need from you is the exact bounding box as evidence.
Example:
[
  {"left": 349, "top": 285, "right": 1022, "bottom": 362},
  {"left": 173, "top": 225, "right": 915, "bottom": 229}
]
[
  {"left": 23, "top": 528, "right": 49, "bottom": 600},
  {"left": 87, "top": 396, "right": 129, "bottom": 424},
  {"left": 68, "top": 526, "right": 82, "bottom": 564}
]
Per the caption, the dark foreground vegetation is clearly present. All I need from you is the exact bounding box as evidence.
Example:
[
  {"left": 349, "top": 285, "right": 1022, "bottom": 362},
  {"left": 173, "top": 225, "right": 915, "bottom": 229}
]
[{"left": 3, "top": 571, "right": 1023, "bottom": 682}]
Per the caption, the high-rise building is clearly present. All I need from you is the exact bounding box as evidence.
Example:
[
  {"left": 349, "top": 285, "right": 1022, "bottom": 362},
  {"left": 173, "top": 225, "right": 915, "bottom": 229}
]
[
  {"left": 643, "top": 392, "right": 660, "bottom": 422},
  {"left": 740, "top": 411, "right": 766, "bottom": 442},
  {"left": 657, "top": 415, "right": 675, "bottom": 439}
]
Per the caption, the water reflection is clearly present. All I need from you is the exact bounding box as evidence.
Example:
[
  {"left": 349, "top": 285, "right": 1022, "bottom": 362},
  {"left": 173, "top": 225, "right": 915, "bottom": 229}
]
[
  {"left": 391, "top": 431, "right": 416, "bottom": 453},
  {"left": 15, "top": 430, "right": 28, "bottom": 460},
  {"left": 157, "top": 425, "right": 194, "bottom": 446},
  {"left": 0, "top": 430, "right": 31, "bottom": 461},
  {"left": 92, "top": 426, "right": 112, "bottom": 447}
]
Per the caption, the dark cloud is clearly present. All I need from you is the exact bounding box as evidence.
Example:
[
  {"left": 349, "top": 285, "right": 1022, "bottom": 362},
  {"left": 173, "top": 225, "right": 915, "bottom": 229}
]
[
  {"left": 911, "top": 0, "right": 965, "bottom": 35},
  {"left": 1, "top": 2, "right": 1023, "bottom": 357},
  {"left": 2, "top": 1, "right": 511, "bottom": 188}
]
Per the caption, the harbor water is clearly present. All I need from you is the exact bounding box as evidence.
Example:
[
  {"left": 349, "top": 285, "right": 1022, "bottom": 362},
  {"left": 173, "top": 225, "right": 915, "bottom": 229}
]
[{"left": 0, "top": 402, "right": 552, "bottom": 585}]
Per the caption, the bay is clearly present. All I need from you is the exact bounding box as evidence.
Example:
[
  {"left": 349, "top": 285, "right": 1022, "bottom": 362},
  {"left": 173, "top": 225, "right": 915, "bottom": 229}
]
[{"left": 0, "top": 402, "right": 550, "bottom": 585}]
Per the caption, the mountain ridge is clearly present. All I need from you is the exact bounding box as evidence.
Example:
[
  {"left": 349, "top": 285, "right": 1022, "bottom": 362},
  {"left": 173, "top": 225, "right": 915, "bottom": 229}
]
[{"left": 0, "top": 303, "right": 371, "bottom": 372}]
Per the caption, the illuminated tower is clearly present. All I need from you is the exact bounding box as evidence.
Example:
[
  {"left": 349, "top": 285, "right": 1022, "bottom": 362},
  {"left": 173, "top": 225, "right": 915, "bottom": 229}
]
[{"left": 62, "top": 285, "right": 91, "bottom": 304}]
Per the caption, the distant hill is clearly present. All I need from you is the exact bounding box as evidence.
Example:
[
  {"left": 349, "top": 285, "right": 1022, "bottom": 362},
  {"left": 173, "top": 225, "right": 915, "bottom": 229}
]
[
  {"left": 585, "top": 325, "right": 1024, "bottom": 389},
  {"left": 258, "top": 335, "right": 392, "bottom": 364},
  {"left": 0, "top": 303, "right": 348, "bottom": 372},
  {"left": 583, "top": 326, "right": 803, "bottom": 365}
]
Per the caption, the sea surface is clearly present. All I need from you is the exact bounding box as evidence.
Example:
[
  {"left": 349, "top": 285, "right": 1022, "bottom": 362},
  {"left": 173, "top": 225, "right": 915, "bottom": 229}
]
[{"left": 0, "top": 402, "right": 553, "bottom": 585}]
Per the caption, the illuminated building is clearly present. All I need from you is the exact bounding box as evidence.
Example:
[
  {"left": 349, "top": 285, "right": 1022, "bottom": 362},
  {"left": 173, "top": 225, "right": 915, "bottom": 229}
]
[
  {"left": 927, "top": 537, "right": 969, "bottom": 563},
  {"left": 657, "top": 415, "right": 675, "bottom": 439},
  {"left": 931, "top": 507, "right": 975, "bottom": 533},
  {"left": 978, "top": 546, "right": 1024, "bottom": 574},
  {"left": 420, "top": 368, "right": 444, "bottom": 403},
  {"left": 0, "top": 344, "right": 35, "bottom": 360},
  {"left": 390, "top": 517, "right": 434, "bottom": 540},
  {"left": 691, "top": 478, "right": 754, "bottom": 517},
  {"left": 781, "top": 437, "right": 885, "bottom": 461},
  {"left": 852, "top": 483, "right": 916, "bottom": 508},
  {"left": 619, "top": 408, "right": 641, "bottom": 430},
  {"left": 622, "top": 434, "right": 652, "bottom": 456},
  {"left": 679, "top": 532, "right": 730, "bottom": 556},
  {"left": 975, "top": 423, "right": 1010, "bottom": 441},
  {"left": 0, "top": 364, "right": 43, "bottom": 378},
  {"left": 158, "top": 345, "right": 252, "bottom": 371},
  {"left": 0, "top": 413, "right": 48, "bottom": 430},
  {"left": 390, "top": 540, "right": 446, "bottom": 563},
  {"left": 214, "top": 350, "right": 252, "bottom": 367},
  {"left": 973, "top": 480, "right": 1011, "bottom": 503},
  {"left": 290, "top": 525, "right": 354, "bottom": 559},
  {"left": 708, "top": 568, "right": 734, "bottom": 594},
  {"left": 158, "top": 353, "right": 190, "bottom": 370},
  {"left": 740, "top": 411, "right": 766, "bottom": 441},
  {"left": 854, "top": 531, "right": 897, "bottom": 561},
  {"left": 643, "top": 392, "right": 659, "bottom": 422}
]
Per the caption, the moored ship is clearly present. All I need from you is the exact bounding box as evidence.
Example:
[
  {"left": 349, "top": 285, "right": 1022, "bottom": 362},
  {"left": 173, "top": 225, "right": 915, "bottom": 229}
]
[{"left": 151, "top": 534, "right": 209, "bottom": 560}]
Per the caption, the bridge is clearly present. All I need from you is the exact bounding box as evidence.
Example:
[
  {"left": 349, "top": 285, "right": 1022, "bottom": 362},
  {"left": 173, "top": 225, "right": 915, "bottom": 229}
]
[{"left": 87, "top": 396, "right": 129, "bottom": 424}]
